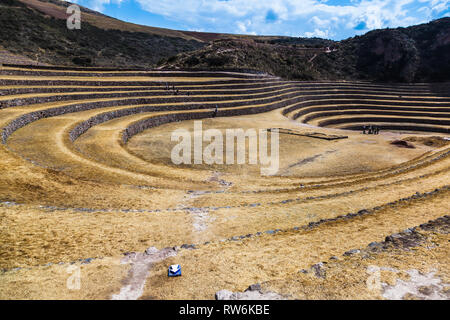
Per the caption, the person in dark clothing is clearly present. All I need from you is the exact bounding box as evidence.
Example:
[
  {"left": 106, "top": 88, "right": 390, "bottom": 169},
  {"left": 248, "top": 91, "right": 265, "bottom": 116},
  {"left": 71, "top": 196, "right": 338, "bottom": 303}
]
[
  {"left": 363, "top": 125, "right": 367, "bottom": 134},
  {"left": 213, "top": 105, "right": 218, "bottom": 118}
]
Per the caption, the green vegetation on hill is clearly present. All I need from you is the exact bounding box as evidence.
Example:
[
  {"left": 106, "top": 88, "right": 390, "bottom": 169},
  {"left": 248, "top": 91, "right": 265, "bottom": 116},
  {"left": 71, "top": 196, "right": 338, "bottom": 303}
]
[
  {"left": 0, "top": 0, "right": 204, "bottom": 67},
  {"left": 1, "top": 0, "right": 449, "bottom": 83},
  {"left": 159, "top": 39, "right": 356, "bottom": 80},
  {"left": 165, "top": 18, "right": 450, "bottom": 83},
  {"left": 256, "top": 37, "right": 336, "bottom": 47},
  {"left": 355, "top": 19, "right": 450, "bottom": 82}
]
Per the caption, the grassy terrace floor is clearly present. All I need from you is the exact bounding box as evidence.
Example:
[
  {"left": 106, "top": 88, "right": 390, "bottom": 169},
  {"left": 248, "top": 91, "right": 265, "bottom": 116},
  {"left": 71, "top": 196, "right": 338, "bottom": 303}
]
[{"left": 0, "top": 66, "right": 448, "bottom": 299}]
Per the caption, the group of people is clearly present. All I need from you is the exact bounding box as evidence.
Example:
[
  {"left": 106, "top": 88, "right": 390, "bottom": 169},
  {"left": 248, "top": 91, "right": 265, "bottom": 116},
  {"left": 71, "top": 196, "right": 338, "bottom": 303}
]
[
  {"left": 164, "top": 82, "right": 180, "bottom": 95},
  {"left": 362, "top": 125, "right": 380, "bottom": 135}
]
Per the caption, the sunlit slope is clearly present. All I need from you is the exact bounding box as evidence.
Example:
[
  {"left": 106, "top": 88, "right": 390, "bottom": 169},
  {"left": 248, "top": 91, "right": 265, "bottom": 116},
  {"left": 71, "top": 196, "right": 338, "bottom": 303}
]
[{"left": 0, "top": 65, "right": 448, "bottom": 300}]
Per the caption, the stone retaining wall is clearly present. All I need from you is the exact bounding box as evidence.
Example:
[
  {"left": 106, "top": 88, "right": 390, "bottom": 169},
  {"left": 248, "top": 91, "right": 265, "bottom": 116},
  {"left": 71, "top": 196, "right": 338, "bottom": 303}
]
[
  {"left": 69, "top": 106, "right": 211, "bottom": 142},
  {"left": 283, "top": 97, "right": 450, "bottom": 116},
  {"left": 292, "top": 105, "right": 450, "bottom": 119},
  {"left": 303, "top": 110, "right": 450, "bottom": 123},
  {"left": 342, "top": 124, "right": 450, "bottom": 134},
  {"left": 0, "top": 78, "right": 277, "bottom": 87},
  {"left": 121, "top": 98, "right": 302, "bottom": 143},
  {"left": 2, "top": 64, "right": 271, "bottom": 75},
  {"left": 0, "top": 78, "right": 442, "bottom": 91},
  {"left": 1, "top": 84, "right": 444, "bottom": 97},
  {"left": 2, "top": 92, "right": 304, "bottom": 144},
  {"left": 319, "top": 116, "right": 450, "bottom": 127},
  {"left": 4, "top": 86, "right": 450, "bottom": 108},
  {"left": 4, "top": 88, "right": 449, "bottom": 144},
  {"left": 289, "top": 96, "right": 450, "bottom": 107},
  {"left": 0, "top": 85, "right": 299, "bottom": 108},
  {"left": 0, "top": 69, "right": 272, "bottom": 79},
  {"left": 2, "top": 73, "right": 449, "bottom": 143},
  {"left": 0, "top": 83, "right": 294, "bottom": 98}
]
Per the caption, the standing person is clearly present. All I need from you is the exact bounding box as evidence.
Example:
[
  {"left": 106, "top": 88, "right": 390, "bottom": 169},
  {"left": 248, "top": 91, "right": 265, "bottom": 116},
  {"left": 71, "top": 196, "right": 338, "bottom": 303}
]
[
  {"left": 363, "top": 125, "right": 367, "bottom": 134},
  {"left": 213, "top": 105, "right": 218, "bottom": 118}
]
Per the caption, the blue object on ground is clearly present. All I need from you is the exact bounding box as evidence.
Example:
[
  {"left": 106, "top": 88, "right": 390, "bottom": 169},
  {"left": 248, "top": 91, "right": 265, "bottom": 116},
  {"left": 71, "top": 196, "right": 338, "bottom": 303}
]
[{"left": 168, "top": 264, "right": 181, "bottom": 277}]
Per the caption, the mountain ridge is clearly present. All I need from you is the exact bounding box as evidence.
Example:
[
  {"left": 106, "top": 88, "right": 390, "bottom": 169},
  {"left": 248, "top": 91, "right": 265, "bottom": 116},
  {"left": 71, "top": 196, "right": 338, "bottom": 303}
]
[
  {"left": 1, "top": 0, "right": 449, "bottom": 82},
  {"left": 165, "top": 18, "right": 450, "bottom": 82}
]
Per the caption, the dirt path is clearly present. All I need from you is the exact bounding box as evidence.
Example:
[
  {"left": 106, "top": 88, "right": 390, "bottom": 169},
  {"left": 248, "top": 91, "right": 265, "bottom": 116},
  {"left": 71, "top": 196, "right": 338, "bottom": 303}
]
[{"left": 111, "top": 247, "right": 177, "bottom": 300}]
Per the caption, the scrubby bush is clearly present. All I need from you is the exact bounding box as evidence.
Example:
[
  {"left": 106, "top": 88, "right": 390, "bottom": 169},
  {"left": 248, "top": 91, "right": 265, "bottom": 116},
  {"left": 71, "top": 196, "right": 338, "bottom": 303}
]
[{"left": 0, "top": 0, "right": 205, "bottom": 67}]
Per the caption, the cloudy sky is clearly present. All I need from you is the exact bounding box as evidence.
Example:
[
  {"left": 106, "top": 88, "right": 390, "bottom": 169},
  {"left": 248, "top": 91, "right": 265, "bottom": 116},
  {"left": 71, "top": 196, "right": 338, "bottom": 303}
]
[{"left": 72, "top": 0, "right": 450, "bottom": 40}]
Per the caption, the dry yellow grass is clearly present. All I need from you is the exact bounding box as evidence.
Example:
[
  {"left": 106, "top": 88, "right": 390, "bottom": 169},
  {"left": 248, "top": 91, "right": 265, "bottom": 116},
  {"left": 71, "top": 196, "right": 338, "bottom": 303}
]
[
  {"left": 0, "top": 75, "right": 243, "bottom": 82},
  {"left": 141, "top": 190, "right": 449, "bottom": 299},
  {"left": 1, "top": 188, "right": 447, "bottom": 299},
  {"left": 126, "top": 112, "right": 437, "bottom": 177},
  {"left": 0, "top": 257, "right": 126, "bottom": 300},
  {"left": 262, "top": 228, "right": 449, "bottom": 300},
  {"left": 0, "top": 68, "right": 448, "bottom": 299}
]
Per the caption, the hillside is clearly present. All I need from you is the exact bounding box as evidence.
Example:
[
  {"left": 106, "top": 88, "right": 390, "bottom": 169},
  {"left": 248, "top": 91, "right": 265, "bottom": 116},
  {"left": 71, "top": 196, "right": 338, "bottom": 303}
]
[
  {"left": 0, "top": 0, "right": 293, "bottom": 67},
  {"left": 15, "top": 0, "right": 248, "bottom": 42},
  {"left": 0, "top": 0, "right": 339, "bottom": 69},
  {"left": 166, "top": 18, "right": 450, "bottom": 83},
  {"left": 0, "top": 0, "right": 449, "bottom": 82},
  {"left": 0, "top": 0, "right": 206, "bottom": 67}
]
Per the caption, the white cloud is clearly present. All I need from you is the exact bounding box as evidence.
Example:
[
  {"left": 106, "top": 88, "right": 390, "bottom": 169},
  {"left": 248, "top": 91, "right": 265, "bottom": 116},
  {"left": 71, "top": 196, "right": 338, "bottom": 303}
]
[
  {"left": 78, "top": 0, "right": 450, "bottom": 39},
  {"left": 422, "top": 0, "right": 450, "bottom": 13},
  {"left": 73, "top": 0, "right": 124, "bottom": 12},
  {"left": 304, "top": 28, "right": 331, "bottom": 38},
  {"left": 309, "top": 16, "right": 330, "bottom": 27}
]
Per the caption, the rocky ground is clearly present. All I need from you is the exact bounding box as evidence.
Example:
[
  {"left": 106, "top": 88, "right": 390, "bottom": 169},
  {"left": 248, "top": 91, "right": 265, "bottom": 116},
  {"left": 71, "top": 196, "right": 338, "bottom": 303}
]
[{"left": 231, "top": 215, "right": 450, "bottom": 300}]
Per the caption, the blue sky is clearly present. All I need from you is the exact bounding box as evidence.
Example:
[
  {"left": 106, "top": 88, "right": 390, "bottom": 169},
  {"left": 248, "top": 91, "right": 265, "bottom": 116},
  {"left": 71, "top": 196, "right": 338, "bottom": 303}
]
[{"left": 72, "top": 0, "right": 450, "bottom": 40}]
